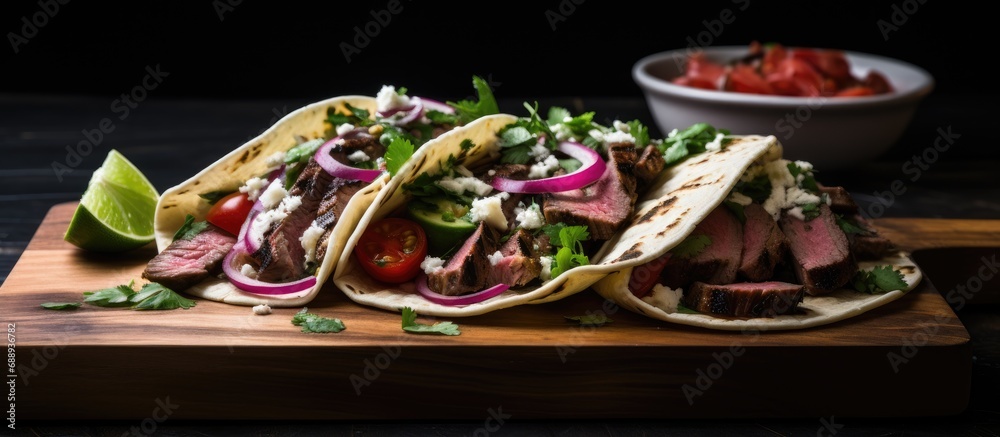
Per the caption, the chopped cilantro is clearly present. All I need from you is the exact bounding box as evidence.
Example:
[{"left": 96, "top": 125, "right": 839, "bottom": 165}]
[
  {"left": 852, "top": 266, "right": 908, "bottom": 294},
  {"left": 327, "top": 104, "right": 373, "bottom": 128},
  {"left": 800, "top": 203, "right": 821, "bottom": 221},
  {"left": 83, "top": 281, "right": 136, "bottom": 307},
  {"left": 564, "top": 314, "right": 612, "bottom": 327},
  {"left": 660, "top": 123, "right": 730, "bottom": 166},
  {"left": 41, "top": 302, "right": 80, "bottom": 310},
  {"left": 836, "top": 215, "right": 871, "bottom": 235},
  {"left": 548, "top": 225, "right": 590, "bottom": 279},
  {"left": 447, "top": 75, "right": 500, "bottom": 125},
  {"left": 425, "top": 109, "right": 458, "bottom": 125},
  {"left": 173, "top": 215, "right": 209, "bottom": 241},
  {"left": 401, "top": 307, "right": 461, "bottom": 335},
  {"left": 198, "top": 190, "right": 235, "bottom": 205},
  {"left": 385, "top": 137, "right": 414, "bottom": 177},
  {"left": 735, "top": 174, "right": 772, "bottom": 204},
  {"left": 292, "top": 308, "right": 346, "bottom": 333},
  {"left": 671, "top": 234, "right": 712, "bottom": 259},
  {"left": 396, "top": 86, "right": 408, "bottom": 96},
  {"left": 787, "top": 162, "right": 820, "bottom": 193},
  {"left": 626, "top": 120, "right": 650, "bottom": 147},
  {"left": 546, "top": 107, "right": 572, "bottom": 125},
  {"left": 675, "top": 302, "right": 699, "bottom": 314},
  {"left": 130, "top": 283, "right": 197, "bottom": 310},
  {"left": 460, "top": 139, "right": 475, "bottom": 151},
  {"left": 723, "top": 200, "right": 746, "bottom": 223}
]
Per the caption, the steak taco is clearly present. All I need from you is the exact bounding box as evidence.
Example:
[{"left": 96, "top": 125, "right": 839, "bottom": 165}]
[
  {"left": 333, "top": 106, "right": 687, "bottom": 316},
  {"left": 143, "top": 78, "right": 499, "bottom": 306},
  {"left": 591, "top": 134, "right": 922, "bottom": 330}
]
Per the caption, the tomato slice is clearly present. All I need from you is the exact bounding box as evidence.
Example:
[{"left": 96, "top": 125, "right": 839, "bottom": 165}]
[
  {"left": 355, "top": 218, "right": 428, "bottom": 284},
  {"left": 673, "top": 76, "right": 719, "bottom": 90},
  {"left": 725, "top": 65, "right": 775, "bottom": 95},
  {"left": 835, "top": 86, "right": 876, "bottom": 97},
  {"left": 863, "top": 71, "right": 894, "bottom": 94},
  {"left": 628, "top": 253, "right": 672, "bottom": 299},
  {"left": 761, "top": 43, "right": 788, "bottom": 76},
  {"left": 206, "top": 192, "right": 254, "bottom": 236}
]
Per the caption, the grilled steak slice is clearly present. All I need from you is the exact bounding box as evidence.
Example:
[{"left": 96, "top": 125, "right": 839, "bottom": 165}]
[
  {"left": 738, "top": 203, "right": 788, "bottom": 281},
  {"left": 427, "top": 222, "right": 499, "bottom": 296},
  {"left": 326, "top": 134, "right": 385, "bottom": 164},
  {"left": 844, "top": 214, "right": 894, "bottom": 260},
  {"left": 487, "top": 229, "right": 541, "bottom": 287},
  {"left": 255, "top": 159, "right": 335, "bottom": 282},
  {"left": 543, "top": 142, "right": 638, "bottom": 240},
  {"left": 661, "top": 206, "right": 743, "bottom": 287},
  {"left": 779, "top": 204, "right": 858, "bottom": 294},
  {"left": 683, "top": 281, "right": 804, "bottom": 318},
  {"left": 313, "top": 178, "right": 366, "bottom": 263},
  {"left": 819, "top": 185, "right": 858, "bottom": 214},
  {"left": 142, "top": 224, "right": 236, "bottom": 291},
  {"left": 634, "top": 144, "right": 665, "bottom": 190}
]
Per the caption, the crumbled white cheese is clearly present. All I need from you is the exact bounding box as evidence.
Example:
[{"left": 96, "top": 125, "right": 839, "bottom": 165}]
[
  {"left": 603, "top": 131, "right": 636, "bottom": 145},
  {"left": 437, "top": 176, "right": 494, "bottom": 197},
  {"left": 550, "top": 123, "right": 574, "bottom": 141},
  {"left": 252, "top": 304, "right": 272, "bottom": 315},
  {"left": 747, "top": 158, "right": 823, "bottom": 220},
  {"left": 376, "top": 85, "right": 411, "bottom": 113},
  {"left": 528, "top": 142, "right": 551, "bottom": 161},
  {"left": 514, "top": 202, "right": 545, "bottom": 230},
  {"left": 786, "top": 206, "right": 806, "bottom": 221},
  {"left": 265, "top": 152, "right": 286, "bottom": 169},
  {"left": 250, "top": 208, "right": 288, "bottom": 239},
  {"left": 487, "top": 169, "right": 496, "bottom": 176},
  {"left": 539, "top": 256, "right": 554, "bottom": 281},
  {"left": 421, "top": 256, "right": 445, "bottom": 274},
  {"left": 727, "top": 192, "right": 753, "bottom": 206},
  {"left": 487, "top": 250, "right": 504, "bottom": 266},
  {"left": 641, "top": 284, "right": 685, "bottom": 313},
  {"left": 240, "top": 264, "right": 258, "bottom": 279},
  {"left": 528, "top": 154, "right": 561, "bottom": 179},
  {"left": 588, "top": 129, "right": 605, "bottom": 143},
  {"left": 667, "top": 128, "right": 679, "bottom": 138},
  {"left": 347, "top": 150, "right": 370, "bottom": 162},
  {"left": 259, "top": 179, "right": 288, "bottom": 210},
  {"left": 613, "top": 120, "right": 630, "bottom": 132},
  {"left": 794, "top": 160, "right": 814, "bottom": 172},
  {"left": 239, "top": 177, "right": 270, "bottom": 202},
  {"left": 562, "top": 116, "right": 573, "bottom": 123},
  {"left": 336, "top": 123, "right": 356, "bottom": 136},
  {"left": 279, "top": 196, "right": 302, "bottom": 215},
  {"left": 469, "top": 192, "right": 510, "bottom": 231},
  {"left": 786, "top": 186, "right": 820, "bottom": 206},
  {"left": 300, "top": 221, "right": 326, "bottom": 265},
  {"left": 705, "top": 132, "right": 726, "bottom": 152}
]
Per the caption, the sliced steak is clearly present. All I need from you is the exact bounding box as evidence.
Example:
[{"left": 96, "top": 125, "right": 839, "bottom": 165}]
[
  {"left": 738, "top": 203, "right": 788, "bottom": 281},
  {"left": 844, "top": 214, "right": 894, "bottom": 260},
  {"left": 779, "top": 204, "right": 858, "bottom": 294},
  {"left": 487, "top": 229, "right": 541, "bottom": 287},
  {"left": 142, "top": 225, "right": 236, "bottom": 291},
  {"left": 313, "top": 178, "right": 366, "bottom": 263},
  {"left": 326, "top": 134, "right": 384, "bottom": 164},
  {"left": 818, "top": 185, "right": 858, "bottom": 214},
  {"left": 634, "top": 144, "right": 665, "bottom": 190},
  {"left": 255, "top": 159, "right": 335, "bottom": 282},
  {"left": 683, "top": 281, "right": 804, "bottom": 318},
  {"left": 427, "top": 222, "right": 499, "bottom": 296},
  {"left": 661, "top": 206, "right": 743, "bottom": 287},
  {"left": 542, "top": 142, "right": 638, "bottom": 240}
]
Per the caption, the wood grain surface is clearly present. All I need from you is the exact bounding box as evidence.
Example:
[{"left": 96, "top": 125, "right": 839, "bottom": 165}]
[{"left": 0, "top": 202, "right": 988, "bottom": 420}]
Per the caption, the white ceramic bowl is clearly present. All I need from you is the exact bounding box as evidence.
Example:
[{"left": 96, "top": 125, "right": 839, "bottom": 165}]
[{"left": 633, "top": 46, "right": 934, "bottom": 169}]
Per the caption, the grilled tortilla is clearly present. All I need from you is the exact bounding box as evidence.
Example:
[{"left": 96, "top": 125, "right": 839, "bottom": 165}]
[
  {"left": 590, "top": 135, "right": 922, "bottom": 330},
  {"left": 152, "top": 96, "right": 388, "bottom": 307}
]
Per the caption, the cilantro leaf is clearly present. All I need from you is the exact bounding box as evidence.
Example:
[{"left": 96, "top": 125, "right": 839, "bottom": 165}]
[
  {"left": 130, "top": 283, "right": 197, "bottom": 310},
  {"left": 83, "top": 281, "right": 137, "bottom": 307},
  {"left": 198, "top": 190, "right": 235, "bottom": 205},
  {"left": 284, "top": 138, "right": 325, "bottom": 165},
  {"left": 500, "top": 144, "right": 533, "bottom": 165},
  {"left": 735, "top": 174, "right": 772, "bottom": 204},
  {"left": 547, "top": 107, "right": 571, "bottom": 125},
  {"left": 173, "top": 215, "right": 209, "bottom": 241},
  {"left": 564, "top": 314, "right": 612, "bottom": 327},
  {"left": 292, "top": 308, "right": 346, "bottom": 333},
  {"left": 425, "top": 109, "right": 459, "bottom": 126},
  {"left": 327, "top": 104, "right": 373, "bottom": 129},
  {"left": 723, "top": 200, "right": 746, "bottom": 223},
  {"left": 662, "top": 141, "right": 690, "bottom": 165},
  {"left": 550, "top": 225, "right": 590, "bottom": 278},
  {"left": 447, "top": 75, "right": 500, "bottom": 125},
  {"left": 626, "top": 120, "right": 650, "bottom": 147},
  {"left": 401, "top": 307, "right": 460, "bottom": 336},
  {"left": 499, "top": 126, "right": 534, "bottom": 148},
  {"left": 836, "top": 215, "right": 871, "bottom": 235},
  {"left": 671, "top": 234, "right": 712, "bottom": 259},
  {"left": 787, "top": 162, "right": 820, "bottom": 193},
  {"left": 800, "top": 203, "right": 821, "bottom": 221},
  {"left": 41, "top": 302, "right": 81, "bottom": 310},
  {"left": 460, "top": 139, "right": 475, "bottom": 151},
  {"left": 675, "top": 302, "right": 700, "bottom": 314},
  {"left": 385, "top": 137, "right": 415, "bottom": 177},
  {"left": 659, "top": 123, "right": 730, "bottom": 166},
  {"left": 560, "top": 111, "right": 597, "bottom": 136},
  {"left": 852, "top": 266, "right": 908, "bottom": 294}
]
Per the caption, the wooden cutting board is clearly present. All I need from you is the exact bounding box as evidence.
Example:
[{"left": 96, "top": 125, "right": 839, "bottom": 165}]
[{"left": 1, "top": 202, "right": 992, "bottom": 421}]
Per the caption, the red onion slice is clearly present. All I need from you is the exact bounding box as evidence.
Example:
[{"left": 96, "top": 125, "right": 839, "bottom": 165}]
[
  {"left": 415, "top": 273, "right": 509, "bottom": 306},
  {"left": 490, "top": 141, "right": 606, "bottom": 194},
  {"left": 314, "top": 132, "right": 383, "bottom": 182},
  {"left": 240, "top": 165, "right": 285, "bottom": 253},
  {"left": 376, "top": 104, "right": 415, "bottom": 119},
  {"left": 419, "top": 97, "right": 455, "bottom": 114},
  {"left": 223, "top": 244, "right": 317, "bottom": 295}
]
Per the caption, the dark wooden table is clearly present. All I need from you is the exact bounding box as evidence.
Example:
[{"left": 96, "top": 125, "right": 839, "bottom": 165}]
[{"left": 2, "top": 94, "right": 998, "bottom": 435}]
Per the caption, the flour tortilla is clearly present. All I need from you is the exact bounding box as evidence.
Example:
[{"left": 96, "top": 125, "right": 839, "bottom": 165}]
[
  {"left": 590, "top": 135, "right": 922, "bottom": 330},
  {"left": 153, "top": 96, "right": 388, "bottom": 307},
  {"left": 334, "top": 114, "right": 642, "bottom": 317}
]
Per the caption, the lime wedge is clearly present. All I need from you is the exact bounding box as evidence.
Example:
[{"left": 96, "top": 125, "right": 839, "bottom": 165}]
[{"left": 64, "top": 150, "right": 159, "bottom": 252}]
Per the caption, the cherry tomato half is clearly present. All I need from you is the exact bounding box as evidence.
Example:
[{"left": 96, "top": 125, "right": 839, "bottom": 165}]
[
  {"left": 355, "top": 218, "right": 428, "bottom": 284},
  {"left": 206, "top": 192, "right": 255, "bottom": 236}
]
